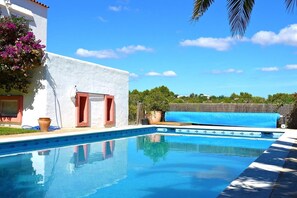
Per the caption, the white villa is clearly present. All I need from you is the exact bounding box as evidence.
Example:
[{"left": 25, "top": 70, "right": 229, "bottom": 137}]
[{"left": 0, "top": 0, "right": 129, "bottom": 128}]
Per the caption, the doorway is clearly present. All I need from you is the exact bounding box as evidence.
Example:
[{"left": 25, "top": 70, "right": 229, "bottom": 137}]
[{"left": 76, "top": 92, "right": 90, "bottom": 127}]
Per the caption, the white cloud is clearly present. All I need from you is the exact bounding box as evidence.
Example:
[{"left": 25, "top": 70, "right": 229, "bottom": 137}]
[
  {"left": 259, "top": 67, "right": 279, "bottom": 72},
  {"left": 108, "top": 5, "right": 129, "bottom": 12},
  {"left": 251, "top": 31, "right": 278, "bottom": 45},
  {"left": 108, "top": 6, "right": 122, "bottom": 12},
  {"left": 76, "top": 48, "right": 118, "bottom": 59},
  {"left": 211, "top": 68, "right": 243, "bottom": 74},
  {"left": 98, "top": 16, "right": 107, "bottom": 23},
  {"left": 145, "top": 70, "right": 177, "bottom": 77},
  {"left": 76, "top": 44, "right": 152, "bottom": 59},
  {"left": 117, "top": 45, "right": 153, "bottom": 54},
  {"left": 146, "top": 72, "right": 161, "bottom": 76},
  {"left": 285, "top": 64, "right": 297, "bottom": 70},
  {"left": 163, "top": 70, "right": 177, "bottom": 77},
  {"left": 180, "top": 37, "right": 240, "bottom": 51},
  {"left": 129, "top": 73, "right": 139, "bottom": 78},
  {"left": 251, "top": 24, "right": 297, "bottom": 46},
  {"left": 179, "top": 24, "right": 297, "bottom": 51}
]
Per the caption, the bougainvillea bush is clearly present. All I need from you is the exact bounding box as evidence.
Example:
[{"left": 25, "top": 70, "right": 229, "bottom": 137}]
[{"left": 0, "top": 16, "right": 45, "bottom": 93}]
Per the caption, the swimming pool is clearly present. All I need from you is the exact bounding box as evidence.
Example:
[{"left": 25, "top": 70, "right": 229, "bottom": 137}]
[{"left": 0, "top": 127, "right": 282, "bottom": 197}]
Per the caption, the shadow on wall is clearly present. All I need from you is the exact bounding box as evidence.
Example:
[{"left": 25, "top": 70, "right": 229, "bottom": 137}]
[
  {"left": 25, "top": 64, "right": 46, "bottom": 110},
  {"left": 44, "top": 55, "right": 62, "bottom": 128},
  {"left": 0, "top": 62, "right": 46, "bottom": 110},
  {"left": 0, "top": 54, "right": 62, "bottom": 128}
]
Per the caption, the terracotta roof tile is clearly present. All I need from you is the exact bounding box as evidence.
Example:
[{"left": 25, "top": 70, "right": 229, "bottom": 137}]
[{"left": 29, "top": 0, "right": 49, "bottom": 8}]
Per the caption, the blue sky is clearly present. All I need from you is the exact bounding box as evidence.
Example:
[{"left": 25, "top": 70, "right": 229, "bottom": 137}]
[{"left": 42, "top": 0, "right": 297, "bottom": 97}]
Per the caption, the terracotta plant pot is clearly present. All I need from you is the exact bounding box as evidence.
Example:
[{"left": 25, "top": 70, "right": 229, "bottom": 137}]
[
  {"left": 147, "top": 111, "right": 162, "bottom": 124},
  {"left": 38, "top": 117, "right": 51, "bottom": 132}
]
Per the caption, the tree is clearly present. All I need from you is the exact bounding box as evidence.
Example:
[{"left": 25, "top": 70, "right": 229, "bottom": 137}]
[
  {"left": 0, "top": 16, "right": 45, "bottom": 93},
  {"left": 287, "top": 93, "right": 297, "bottom": 129},
  {"left": 143, "top": 86, "right": 172, "bottom": 112},
  {"left": 192, "top": 0, "right": 297, "bottom": 36},
  {"left": 129, "top": 89, "right": 146, "bottom": 122},
  {"left": 267, "top": 93, "right": 295, "bottom": 104}
]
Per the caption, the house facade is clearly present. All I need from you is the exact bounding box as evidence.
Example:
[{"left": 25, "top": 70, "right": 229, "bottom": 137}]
[{"left": 0, "top": 0, "right": 129, "bottom": 128}]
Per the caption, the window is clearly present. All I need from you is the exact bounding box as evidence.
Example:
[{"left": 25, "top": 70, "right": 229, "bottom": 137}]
[
  {"left": 104, "top": 95, "right": 115, "bottom": 127},
  {"left": 73, "top": 145, "right": 89, "bottom": 167},
  {"left": 1, "top": 100, "right": 18, "bottom": 116},
  {"left": 0, "top": 96, "right": 23, "bottom": 124},
  {"left": 102, "top": 141, "right": 115, "bottom": 159},
  {"left": 76, "top": 92, "right": 90, "bottom": 127}
]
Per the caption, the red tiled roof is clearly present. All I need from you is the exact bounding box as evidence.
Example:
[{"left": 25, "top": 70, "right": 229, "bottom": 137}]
[{"left": 29, "top": 0, "right": 49, "bottom": 8}]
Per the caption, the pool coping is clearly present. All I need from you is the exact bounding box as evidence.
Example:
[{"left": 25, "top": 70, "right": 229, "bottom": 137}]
[
  {"left": 218, "top": 127, "right": 297, "bottom": 197},
  {"left": 0, "top": 125, "right": 296, "bottom": 197}
]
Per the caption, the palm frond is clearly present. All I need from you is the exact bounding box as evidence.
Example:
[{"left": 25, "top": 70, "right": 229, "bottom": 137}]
[
  {"left": 227, "top": 0, "right": 255, "bottom": 36},
  {"left": 192, "top": 0, "right": 215, "bottom": 20},
  {"left": 286, "top": 0, "right": 297, "bottom": 13}
]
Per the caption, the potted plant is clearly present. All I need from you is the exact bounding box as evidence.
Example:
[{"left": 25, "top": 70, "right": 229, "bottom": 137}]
[
  {"left": 38, "top": 117, "right": 51, "bottom": 132},
  {"left": 143, "top": 89, "right": 169, "bottom": 124}
]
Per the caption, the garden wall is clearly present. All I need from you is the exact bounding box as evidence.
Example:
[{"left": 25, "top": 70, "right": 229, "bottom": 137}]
[{"left": 169, "top": 103, "right": 294, "bottom": 124}]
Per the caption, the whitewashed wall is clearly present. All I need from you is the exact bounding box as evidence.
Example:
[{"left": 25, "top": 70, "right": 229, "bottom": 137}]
[
  {"left": 21, "top": 71, "right": 48, "bottom": 127},
  {"left": 44, "top": 52, "right": 129, "bottom": 128}
]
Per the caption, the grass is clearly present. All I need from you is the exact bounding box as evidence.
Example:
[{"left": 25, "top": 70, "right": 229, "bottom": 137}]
[{"left": 0, "top": 127, "right": 39, "bottom": 135}]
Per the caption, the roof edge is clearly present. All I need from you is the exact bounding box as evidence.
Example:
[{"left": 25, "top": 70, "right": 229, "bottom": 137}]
[{"left": 29, "top": 0, "right": 49, "bottom": 8}]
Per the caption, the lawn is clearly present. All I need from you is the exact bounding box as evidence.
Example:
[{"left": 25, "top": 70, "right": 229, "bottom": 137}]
[{"left": 0, "top": 127, "right": 39, "bottom": 135}]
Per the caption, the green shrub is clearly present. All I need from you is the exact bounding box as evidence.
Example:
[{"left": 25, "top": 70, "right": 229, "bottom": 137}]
[{"left": 287, "top": 93, "right": 297, "bottom": 129}]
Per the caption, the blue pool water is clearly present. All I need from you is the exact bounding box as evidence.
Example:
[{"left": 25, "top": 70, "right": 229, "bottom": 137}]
[{"left": 0, "top": 131, "right": 278, "bottom": 198}]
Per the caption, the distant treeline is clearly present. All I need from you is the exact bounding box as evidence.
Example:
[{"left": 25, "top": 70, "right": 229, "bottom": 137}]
[
  {"left": 173, "top": 92, "right": 296, "bottom": 104},
  {"left": 130, "top": 86, "right": 295, "bottom": 106}
]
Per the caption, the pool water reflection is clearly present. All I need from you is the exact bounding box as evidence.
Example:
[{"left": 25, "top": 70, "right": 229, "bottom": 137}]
[{"left": 0, "top": 134, "right": 275, "bottom": 198}]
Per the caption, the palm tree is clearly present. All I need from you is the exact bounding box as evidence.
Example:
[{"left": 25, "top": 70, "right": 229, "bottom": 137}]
[{"left": 192, "top": 0, "right": 297, "bottom": 36}]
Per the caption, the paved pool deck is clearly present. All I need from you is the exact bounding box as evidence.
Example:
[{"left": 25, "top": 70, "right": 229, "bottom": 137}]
[
  {"left": 217, "top": 127, "right": 297, "bottom": 197},
  {"left": 0, "top": 125, "right": 296, "bottom": 197}
]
